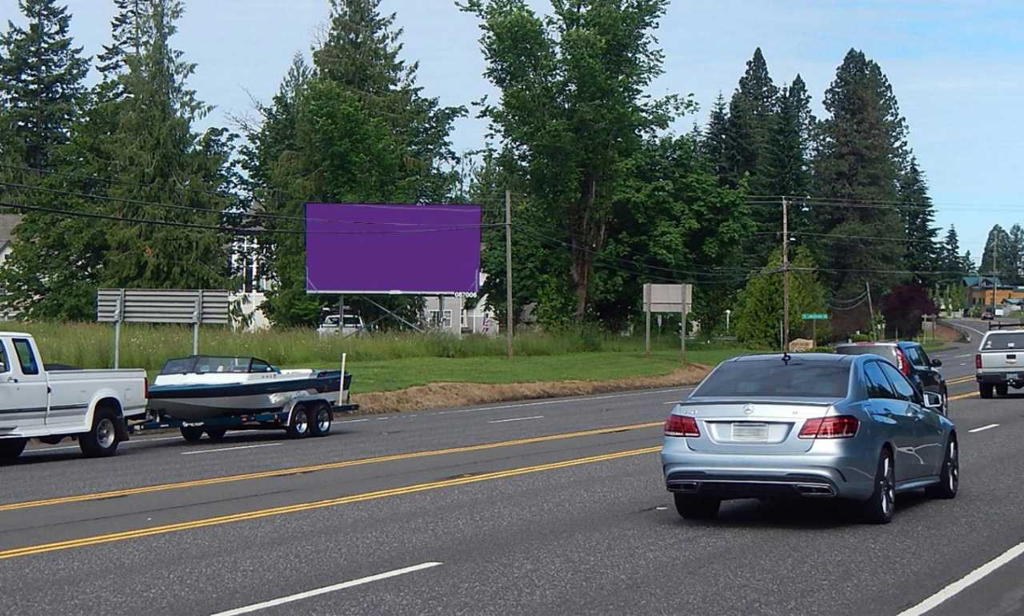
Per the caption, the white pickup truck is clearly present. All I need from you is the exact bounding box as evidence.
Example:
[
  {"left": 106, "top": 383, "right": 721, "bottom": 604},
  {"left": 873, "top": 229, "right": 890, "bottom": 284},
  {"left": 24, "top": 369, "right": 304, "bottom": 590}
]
[
  {"left": 0, "top": 332, "right": 148, "bottom": 461},
  {"left": 976, "top": 328, "right": 1024, "bottom": 398}
]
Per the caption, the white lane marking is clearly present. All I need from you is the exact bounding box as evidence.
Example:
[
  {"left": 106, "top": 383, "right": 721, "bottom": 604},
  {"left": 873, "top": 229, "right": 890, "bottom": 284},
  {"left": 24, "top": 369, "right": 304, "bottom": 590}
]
[
  {"left": 181, "top": 443, "right": 281, "bottom": 456},
  {"left": 337, "top": 418, "right": 371, "bottom": 424},
  {"left": 488, "top": 415, "right": 544, "bottom": 424},
  {"left": 968, "top": 423, "right": 1000, "bottom": 434},
  {"left": 211, "top": 562, "right": 443, "bottom": 616},
  {"left": 952, "top": 321, "right": 986, "bottom": 336},
  {"left": 896, "top": 542, "right": 1024, "bottom": 616},
  {"left": 435, "top": 387, "right": 696, "bottom": 416},
  {"left": 27, "top": 435, "right": 182, "bottom": 453}
]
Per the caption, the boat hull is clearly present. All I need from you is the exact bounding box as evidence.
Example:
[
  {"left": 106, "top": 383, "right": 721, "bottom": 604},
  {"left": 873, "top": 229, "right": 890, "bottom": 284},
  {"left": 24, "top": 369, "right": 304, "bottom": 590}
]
[{"left": 148, "top": 371, "right": 348, "bottom": 421}]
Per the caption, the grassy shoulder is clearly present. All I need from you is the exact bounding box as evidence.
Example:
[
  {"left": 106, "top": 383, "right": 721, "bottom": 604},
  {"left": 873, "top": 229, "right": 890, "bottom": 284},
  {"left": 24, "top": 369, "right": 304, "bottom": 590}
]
[{"left": 320, "top": 346, "right": 756, "bottom": 394}]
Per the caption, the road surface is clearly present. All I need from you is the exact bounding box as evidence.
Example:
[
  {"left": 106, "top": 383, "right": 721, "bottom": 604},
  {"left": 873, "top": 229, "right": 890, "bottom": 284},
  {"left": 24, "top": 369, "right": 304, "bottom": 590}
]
[{"left": 1, "top": 339, "right": 1022, "bottom": 615}]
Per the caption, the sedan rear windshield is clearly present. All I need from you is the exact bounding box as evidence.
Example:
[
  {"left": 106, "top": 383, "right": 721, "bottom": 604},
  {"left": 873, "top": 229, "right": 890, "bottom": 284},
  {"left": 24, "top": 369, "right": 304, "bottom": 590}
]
[
  {"left": 694, "top": 360, "right": 851, "bottom": 399},
  {"left": 982, "top": 333, "right": 1024, "bottom": 351},
  {"left": 835, "top": 345, "right": 898, "bottom": 360}
]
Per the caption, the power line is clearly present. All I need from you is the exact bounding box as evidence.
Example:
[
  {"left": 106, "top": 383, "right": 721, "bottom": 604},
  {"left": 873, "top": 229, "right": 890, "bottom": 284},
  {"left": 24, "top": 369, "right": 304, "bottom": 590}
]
[
  {"left": 517, "top": 226, "right": 755, "bottom": 278},
  {"left": 1, "top": 181, "right": 502, "bottom": 228},
  {"left": 0, "top": 199, "right": 504, "bottom": 236}
]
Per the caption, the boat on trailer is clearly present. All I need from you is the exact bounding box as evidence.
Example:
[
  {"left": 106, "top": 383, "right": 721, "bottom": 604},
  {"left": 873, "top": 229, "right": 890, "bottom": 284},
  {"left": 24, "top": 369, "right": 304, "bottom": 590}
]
[{"left": 147, "top": 356, "right": 351, "bottom": 422}]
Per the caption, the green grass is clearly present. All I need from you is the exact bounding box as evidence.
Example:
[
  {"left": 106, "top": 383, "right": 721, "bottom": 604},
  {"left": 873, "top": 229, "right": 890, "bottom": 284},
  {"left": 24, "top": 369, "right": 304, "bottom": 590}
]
[
  {"left": 1, "top": 322, "right": 758, "bottom": 394},
  {"left": 336, "top": 347, "right": 754, "bottom": 394}
]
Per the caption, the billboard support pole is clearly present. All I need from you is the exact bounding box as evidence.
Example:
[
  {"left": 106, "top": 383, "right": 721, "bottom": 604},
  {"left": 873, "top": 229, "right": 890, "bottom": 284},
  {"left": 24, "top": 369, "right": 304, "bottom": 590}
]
[
  {"left": 339, "top": 295, "right": 345, "bottom": 337},
  {"left": 439, "top": 295, "right": 445, "bottom": 333},
  {"left": 362, "top": 296, "right": 424, "bottom": 333},
  {"left": 505, "top": 189, "right": 515, "bottom": 359}
]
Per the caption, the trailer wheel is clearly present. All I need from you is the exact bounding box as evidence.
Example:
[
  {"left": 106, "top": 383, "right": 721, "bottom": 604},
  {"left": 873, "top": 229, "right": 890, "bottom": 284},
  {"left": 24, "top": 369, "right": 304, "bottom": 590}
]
[
  {"left": 180, "top": 426, "right": 204, "bottom": 442},
  {"left": 0, "top": 438, "right": 27, "bottom": 462},
  {"left": 286, "top": 405, "right": 311, "bottom": 439},
  {"left": 80, "top": 407, "right": 121, "bottom": 458},
  {"left": 309, "top": 402, "right": 333, "bottom": 437},
  {"left": 205, "top": 428, "right": 228, "bottom": 442}
]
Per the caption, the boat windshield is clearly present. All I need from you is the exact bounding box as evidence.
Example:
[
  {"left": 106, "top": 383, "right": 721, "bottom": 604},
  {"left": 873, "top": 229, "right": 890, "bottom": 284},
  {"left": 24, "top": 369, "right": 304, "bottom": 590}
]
[{"left": 159, "top": 356, "right": 277, "bottom": 375}]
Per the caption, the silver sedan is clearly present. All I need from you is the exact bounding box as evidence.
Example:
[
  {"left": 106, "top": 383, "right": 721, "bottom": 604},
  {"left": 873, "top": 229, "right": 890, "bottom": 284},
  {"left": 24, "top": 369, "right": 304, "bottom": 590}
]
[{"left": 661, "top": 353, "right": 958, "bottom": 523}]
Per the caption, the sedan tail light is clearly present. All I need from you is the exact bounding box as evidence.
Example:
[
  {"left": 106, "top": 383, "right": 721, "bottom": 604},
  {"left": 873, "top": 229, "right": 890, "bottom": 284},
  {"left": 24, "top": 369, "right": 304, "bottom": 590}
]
[
  {"left": 665, "top": 414, "right": 700, "bottom": 437},
  {"left": 799, "top": 416, "right": 859, "bottom": 439},
  {"left": 895, "top": 348, "right": 911, "bottom": 376}
]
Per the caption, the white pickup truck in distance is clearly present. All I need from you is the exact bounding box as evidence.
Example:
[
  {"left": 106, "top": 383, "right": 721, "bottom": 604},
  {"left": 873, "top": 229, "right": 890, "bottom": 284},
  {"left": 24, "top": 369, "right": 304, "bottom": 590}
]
[
  {"left": 976, "top": 328, "right": 1024, "bottom": 398},
  {"left": 0, "top": 332, "right": 148, "bottom": 462}
]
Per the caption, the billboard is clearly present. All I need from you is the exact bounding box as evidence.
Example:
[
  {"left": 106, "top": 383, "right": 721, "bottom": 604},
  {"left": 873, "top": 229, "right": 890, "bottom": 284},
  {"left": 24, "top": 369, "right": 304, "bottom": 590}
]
[{"left": 305, "top": 203, "right": 482, "bottom": 295}]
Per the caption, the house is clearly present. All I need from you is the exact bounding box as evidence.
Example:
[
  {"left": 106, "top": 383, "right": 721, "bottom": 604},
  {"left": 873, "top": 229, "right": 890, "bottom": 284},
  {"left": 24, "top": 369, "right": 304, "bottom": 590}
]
[
  {"left": 423, "top": 273, "right": 499, "bottom": 336},
  {"left": 962, "top": 276, "right": 1024, "bottom": 308},
  {"left": 0, "top": 214, "right": 22, "bottom": 266}
]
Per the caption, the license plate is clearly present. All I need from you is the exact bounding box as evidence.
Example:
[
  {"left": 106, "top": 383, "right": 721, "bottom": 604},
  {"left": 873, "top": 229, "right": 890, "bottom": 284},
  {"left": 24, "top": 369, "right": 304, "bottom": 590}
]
[{"left": 732, "top": 423, "right": 769, "bottom": 442}]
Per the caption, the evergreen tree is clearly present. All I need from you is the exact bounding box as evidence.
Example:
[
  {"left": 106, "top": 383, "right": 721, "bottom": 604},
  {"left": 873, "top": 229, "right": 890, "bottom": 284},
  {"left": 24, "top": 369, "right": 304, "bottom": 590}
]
[
  {"left": 812, "top": 49, "right": 909, "bottom": 299},
  {"left": 735, "top": 246, "right": 827, "bottom": 349},
  {"left": 980, "top": 225, "right": 1012, "bottom": 282},
  {"left": 1006, "top": 224, "right": 1024, "bottom": 286},
  {"left": 702, "top": 92, "right": 730, "bottom": 185},
  {"left": 0, "top": 0, "right": 89, "bottom": 168},
  {"left": 94, "top": 0, "right": 150, "bottom": 100},
  {"left": 0, "top": 0, "right": 235, "bottom": 319},
  {"left": 898, "top": 155, "right": 939, "bottom": 284},
  {"left": 245, "top": 0, "right": 463, "bottom": 326},
  {"left": 724, "top": 48, "right": 778, "bottom": 193},
  {"left": 766, "top": 74, "right": 814, "bottom": 199},
  {"left": 941, "top": 225, "right": 965, "bottom": 274}
]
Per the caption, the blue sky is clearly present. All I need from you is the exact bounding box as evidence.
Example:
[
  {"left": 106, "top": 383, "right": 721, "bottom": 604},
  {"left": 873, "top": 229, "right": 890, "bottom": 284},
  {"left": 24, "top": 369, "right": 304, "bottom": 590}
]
[{"left": 4, "top": 0, "right": 1022, "bottom": 261}]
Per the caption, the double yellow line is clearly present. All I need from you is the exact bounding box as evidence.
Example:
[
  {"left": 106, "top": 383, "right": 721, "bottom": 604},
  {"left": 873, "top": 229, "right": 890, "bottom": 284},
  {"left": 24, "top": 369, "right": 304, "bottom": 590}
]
[
  {"left": 947, "top": 375, "right": 975, "bottom": 386},
  {"left": 0, "top": 446, "right": 661, "bottom": 561},
  {"left": 0, "top": 421, "right": 663, "bottom": 513}
]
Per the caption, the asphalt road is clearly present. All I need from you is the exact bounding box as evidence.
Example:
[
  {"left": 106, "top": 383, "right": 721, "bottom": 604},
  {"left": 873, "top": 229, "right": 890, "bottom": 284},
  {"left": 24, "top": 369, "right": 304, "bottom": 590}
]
[{"left": 2, "top": 339, "right": 1023, "bottom": 615}]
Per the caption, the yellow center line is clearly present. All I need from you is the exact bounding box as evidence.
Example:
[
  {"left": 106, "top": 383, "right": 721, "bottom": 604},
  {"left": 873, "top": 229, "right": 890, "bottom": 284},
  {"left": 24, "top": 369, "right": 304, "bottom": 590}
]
[
  {"left": 949, "top": 391, "right": 979, "bottom": 402},
  {"left": 947, "top": 376, "right": 975, "bottom": 386},
  {"left": 0, "top": 421, "right": 663, "bottom": 513},
  {"left": 0, "top": 446, "right": 662, "bottom": 561}
]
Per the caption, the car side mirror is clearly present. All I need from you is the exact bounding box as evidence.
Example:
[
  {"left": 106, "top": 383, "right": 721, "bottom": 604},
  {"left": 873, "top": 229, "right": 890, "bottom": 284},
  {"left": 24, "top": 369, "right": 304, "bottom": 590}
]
[
  {"left": 931, "top": 359, "right": 942, "bottom": 368},
  {"left": 923, "top": 391, "right": 943, "bottom": 411}
]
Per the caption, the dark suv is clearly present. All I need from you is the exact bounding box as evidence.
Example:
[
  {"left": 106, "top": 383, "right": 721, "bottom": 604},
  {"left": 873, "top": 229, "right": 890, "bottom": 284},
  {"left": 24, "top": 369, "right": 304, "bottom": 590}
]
[{"left": 834, "top": 341, "right": 948, "bottom": 414}]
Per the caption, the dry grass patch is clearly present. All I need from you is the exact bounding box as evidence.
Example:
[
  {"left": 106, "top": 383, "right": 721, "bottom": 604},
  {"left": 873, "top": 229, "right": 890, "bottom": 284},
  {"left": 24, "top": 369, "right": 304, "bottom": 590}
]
[{"left": 354, "top": 363, "right": 710, "bottom": 414}]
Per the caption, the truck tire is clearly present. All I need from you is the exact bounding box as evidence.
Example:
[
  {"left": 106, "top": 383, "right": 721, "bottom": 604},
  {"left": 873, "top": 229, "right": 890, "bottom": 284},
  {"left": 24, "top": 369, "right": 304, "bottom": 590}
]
[
  {"left": 980, "top": 383, "right": 993, "bottom": 399},
  {"left": 996, "top": 384, "right": 1009, "bottom": 397},
  {"left": 309, "top": 402, "right": 333, "bottom": 437},
  {"left": 0, "top": 438, "right": 27, "bottom": 462},
  {"left": 80, "top": 407, "right": 121, "bottom": 458},
  {"left": 286, "top": 405, "right": 311, "bottom": 439},
  {"left": 205, "top": 428, "right": 228, "bottom": 442},
  {"left": 180, "top": 426, "right": 204, "bottom": 442}
]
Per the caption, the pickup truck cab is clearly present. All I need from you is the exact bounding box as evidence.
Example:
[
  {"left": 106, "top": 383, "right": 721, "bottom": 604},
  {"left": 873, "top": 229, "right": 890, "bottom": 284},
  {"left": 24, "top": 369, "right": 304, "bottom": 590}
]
[
  {"left": 0, "top": 333, "right": 148, "bottom": 461},
  {"left": 976, "top": 328, "right": 1024, "bottom": 398}
]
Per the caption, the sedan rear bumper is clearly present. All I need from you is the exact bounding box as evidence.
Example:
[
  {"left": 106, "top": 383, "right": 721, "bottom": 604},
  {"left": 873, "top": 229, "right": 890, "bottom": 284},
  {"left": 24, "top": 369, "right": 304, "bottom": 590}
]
[{"left": 662, "top": 446, "right": 877, "bottom": 501}]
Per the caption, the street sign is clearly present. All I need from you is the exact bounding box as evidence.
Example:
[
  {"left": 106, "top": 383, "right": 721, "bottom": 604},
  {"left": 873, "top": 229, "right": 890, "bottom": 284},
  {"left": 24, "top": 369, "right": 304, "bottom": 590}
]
[
  {"left": 643, "top": 284, "right": 693, "bottom": 362},
  {"left": 802, "top": 313, "right": 828, "bottom": 320}
]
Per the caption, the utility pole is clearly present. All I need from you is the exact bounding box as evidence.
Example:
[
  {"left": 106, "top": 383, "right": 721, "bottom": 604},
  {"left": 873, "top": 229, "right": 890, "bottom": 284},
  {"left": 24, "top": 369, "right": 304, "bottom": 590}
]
[
  {"left": 505, "top": 189, "right": 515, "bottom": 359},
  {"left": 782, "top": 196, "right": 790, "bottom": 352},
  {"left": 992, "top": 232, "right": 999, "bottom": 314},
  {"left": 866, "top": 281, "right": 875, "bottom": 340}
]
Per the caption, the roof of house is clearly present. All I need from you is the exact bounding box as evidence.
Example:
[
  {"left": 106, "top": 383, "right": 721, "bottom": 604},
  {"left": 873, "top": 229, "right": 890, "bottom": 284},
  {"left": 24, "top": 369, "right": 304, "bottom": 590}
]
[
  {"left": 963, "top": 276, "right": 1001, "bottom": 288},
  {"left": 0, "top": 214, "right": 22, "bottom": 249}
]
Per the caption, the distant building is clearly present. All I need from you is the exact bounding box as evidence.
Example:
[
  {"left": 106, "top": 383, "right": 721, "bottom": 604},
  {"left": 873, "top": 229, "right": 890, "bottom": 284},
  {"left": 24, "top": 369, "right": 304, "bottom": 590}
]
[
  {"left": 0, "top": 214, "right": 22, "bottom": 266},
  {"left": 962, "top": 276, "right": 1024, "bottom": 307}
]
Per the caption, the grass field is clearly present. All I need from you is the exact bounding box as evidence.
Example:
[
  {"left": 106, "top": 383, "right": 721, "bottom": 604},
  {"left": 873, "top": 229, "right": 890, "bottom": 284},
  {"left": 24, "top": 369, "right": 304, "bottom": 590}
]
[{"left": 2, "top": 322, "right": 758, "bottom": 394}]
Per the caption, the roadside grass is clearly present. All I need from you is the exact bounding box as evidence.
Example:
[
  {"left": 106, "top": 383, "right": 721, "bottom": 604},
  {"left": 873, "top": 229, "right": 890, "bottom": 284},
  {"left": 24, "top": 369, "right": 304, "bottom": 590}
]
[
  {"left": 337, "top": 347, "right": 756, "bottom": 394},
  {"left": 2, "top": 322, "right": 758, "bottom": 393}
]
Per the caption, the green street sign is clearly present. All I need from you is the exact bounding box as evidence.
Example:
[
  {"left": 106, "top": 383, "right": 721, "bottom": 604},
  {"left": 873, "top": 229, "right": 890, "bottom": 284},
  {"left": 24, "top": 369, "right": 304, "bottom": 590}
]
[{"left": 802, "top": 313, "right": 828, "bottom": 320}]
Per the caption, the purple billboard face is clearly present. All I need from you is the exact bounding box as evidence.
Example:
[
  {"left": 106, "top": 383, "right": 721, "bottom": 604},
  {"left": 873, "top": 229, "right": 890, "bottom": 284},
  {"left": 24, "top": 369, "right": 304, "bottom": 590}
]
[{"left": 305, "top": 203, "right": 482, "bottom": 295}]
